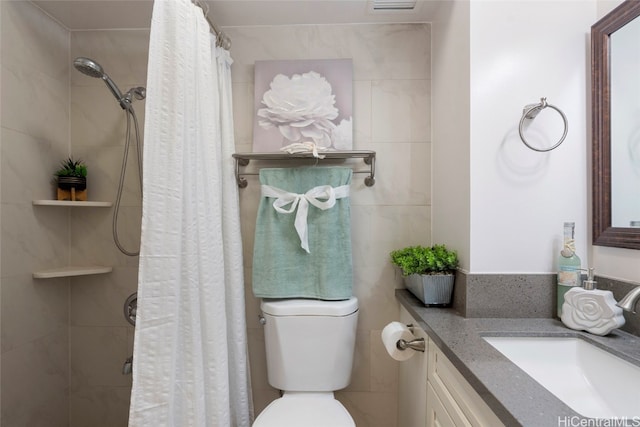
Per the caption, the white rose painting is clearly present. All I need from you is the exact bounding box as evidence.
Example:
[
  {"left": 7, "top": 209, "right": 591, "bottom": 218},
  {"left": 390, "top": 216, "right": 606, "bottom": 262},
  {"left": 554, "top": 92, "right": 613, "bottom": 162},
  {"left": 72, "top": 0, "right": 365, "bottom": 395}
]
[{"left": 253, "top": 59, "right": 353, "bottom": 152}]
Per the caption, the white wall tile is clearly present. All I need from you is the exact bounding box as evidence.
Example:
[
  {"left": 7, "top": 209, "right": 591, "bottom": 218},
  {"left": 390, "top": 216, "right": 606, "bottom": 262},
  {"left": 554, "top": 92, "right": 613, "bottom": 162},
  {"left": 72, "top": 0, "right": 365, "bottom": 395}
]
[
  {"left": 70, "top": 206, "right": 142, "bottom": 267},
  {"left": 1, "top": 62, "right": 70, "bottom": 145},
  {"left": 70, "top": 267, "right": 139, "bottom": 326},
  {"left": 1, "top": 329, "right": 70, "bottom": 427},
  {"left": 344, "top": 330, "right": 371, "bottom": 392},
  {"left": 243, "top": 269, "right": 262, "bottom": 329},
  {"left": 72, "top": 144, "right": 143, "bottom": 206},
  {"left": 350, "top": 142, "right": 431, "bottom": 206},
  {"left": 1, "top": 203, "right": 69, "bottom": 277},
  {"left": 370, "top": 329, "right": 399, "bottom": 393},
  {"left": 1, "top": 1, "right": 71, "bottom": 425},
  {"left": 352, "top": 80, "right": 372, "bottom": 148},
  {"left": 1, "top": 128, "right": 67, "bottom": 203},
  {"left": 351, "top": 205, "right": 431, "bottom": 331},
  {"left": 70, "top": 386, "right": 131, "bottom": 427},
  {"left": 225, "top": 26, "right": 314, "bottom": 83},
  {"left": 71, "top": 85, "right": 130, "bottom": 148},
  {"left": 1, "top": 1, "right": 69, "bottom": 83},
  {"left": 1, "top": 274, "right": 68, "bottom": 352},
  {"left": 306, "top": 23, "right": 430, "bottom": 82},
  {"left": 70, "top": 326, "right": 130, "bottom": 389},
  {"left": 232, "top": 82, "right": 256, "bottom": 147},
  {"left": 371, "top": 79, "right": 430, "bottom": 143}
]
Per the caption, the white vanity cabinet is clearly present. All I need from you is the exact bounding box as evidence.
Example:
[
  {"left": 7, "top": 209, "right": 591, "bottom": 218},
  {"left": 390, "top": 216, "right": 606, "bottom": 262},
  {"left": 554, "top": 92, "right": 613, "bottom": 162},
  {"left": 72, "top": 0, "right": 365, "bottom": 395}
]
[
  {"left": 427, "top": 336, "right": 505, "bottom": 427},
  {"left": 397, "top": 306, "right": 505, "bottom": 427}
]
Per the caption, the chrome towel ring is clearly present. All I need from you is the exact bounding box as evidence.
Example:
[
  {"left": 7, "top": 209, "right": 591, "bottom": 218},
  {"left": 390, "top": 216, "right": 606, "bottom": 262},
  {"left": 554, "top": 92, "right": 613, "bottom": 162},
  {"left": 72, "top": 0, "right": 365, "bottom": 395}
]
[{"left": 518, "top": 97, "right": 568, "bottom": 152}]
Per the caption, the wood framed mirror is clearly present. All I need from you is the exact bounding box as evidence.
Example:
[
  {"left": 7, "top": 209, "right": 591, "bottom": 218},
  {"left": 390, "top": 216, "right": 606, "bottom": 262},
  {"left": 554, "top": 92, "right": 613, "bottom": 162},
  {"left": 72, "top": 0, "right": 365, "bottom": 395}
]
[{"left": 592, "top": 0, "right": 640, "bottom": 250}]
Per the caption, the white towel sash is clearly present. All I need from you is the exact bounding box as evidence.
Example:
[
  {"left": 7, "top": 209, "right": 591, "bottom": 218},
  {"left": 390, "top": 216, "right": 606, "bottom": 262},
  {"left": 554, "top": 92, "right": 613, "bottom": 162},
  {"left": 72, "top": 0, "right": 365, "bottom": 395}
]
[{"left": 261, "top": 184, "right": 350, "bottom": 253}]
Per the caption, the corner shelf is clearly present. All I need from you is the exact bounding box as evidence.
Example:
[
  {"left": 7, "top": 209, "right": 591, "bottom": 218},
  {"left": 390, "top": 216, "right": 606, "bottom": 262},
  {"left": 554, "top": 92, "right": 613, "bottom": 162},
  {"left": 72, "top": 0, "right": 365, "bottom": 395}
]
[
  {"left": 33, "top": 200, "right": 113, "bottom": 207},
  {"left": 33, "top": 266, "right": 113, "bottom": 279},
  {"left": 232, "top": 150, "right": 376, "bottom": 188},
  {"left": 32, "top": 200, "right": 114, "bottom": 279}
]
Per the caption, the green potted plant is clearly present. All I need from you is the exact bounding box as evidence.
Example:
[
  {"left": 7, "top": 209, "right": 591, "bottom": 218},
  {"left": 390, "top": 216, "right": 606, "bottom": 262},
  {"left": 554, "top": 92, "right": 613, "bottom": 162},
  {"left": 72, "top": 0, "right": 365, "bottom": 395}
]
[
  {"left": 390, "top": 244, "right": 459, "bottom": 306},
  {"left": 54, "top": 157, "right": 87, "bottom": 201}
]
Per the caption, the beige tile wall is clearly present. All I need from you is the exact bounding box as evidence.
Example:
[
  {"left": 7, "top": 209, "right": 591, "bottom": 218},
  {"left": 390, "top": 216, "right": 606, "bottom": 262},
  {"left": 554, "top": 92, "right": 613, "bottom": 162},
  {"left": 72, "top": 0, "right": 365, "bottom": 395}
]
[
  {"left": 0, "top": 1, "right": 71, "bottom": 426},
  {"left": 69, "top": 29, "right": 149, "bottom": 427},
  {"left": 228, "top": 23, "right": 431, "bottom": 427}
]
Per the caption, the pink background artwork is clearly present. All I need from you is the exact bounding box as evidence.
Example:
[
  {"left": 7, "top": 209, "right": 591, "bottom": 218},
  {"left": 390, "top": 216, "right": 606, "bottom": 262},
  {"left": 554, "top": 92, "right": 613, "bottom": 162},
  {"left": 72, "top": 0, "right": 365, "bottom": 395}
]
[{"left": 253, "top": 58, "right": 353, "bottom": 152}]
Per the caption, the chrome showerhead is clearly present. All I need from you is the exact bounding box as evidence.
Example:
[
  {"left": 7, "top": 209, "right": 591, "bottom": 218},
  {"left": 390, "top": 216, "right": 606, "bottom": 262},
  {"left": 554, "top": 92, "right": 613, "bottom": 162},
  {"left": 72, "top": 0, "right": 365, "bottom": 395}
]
[
  {"left": 73, "top": 57, "right": 105, "bottom": 78},
  {"left": 73, "top": 56, "right": 129, "bottom": 110}
]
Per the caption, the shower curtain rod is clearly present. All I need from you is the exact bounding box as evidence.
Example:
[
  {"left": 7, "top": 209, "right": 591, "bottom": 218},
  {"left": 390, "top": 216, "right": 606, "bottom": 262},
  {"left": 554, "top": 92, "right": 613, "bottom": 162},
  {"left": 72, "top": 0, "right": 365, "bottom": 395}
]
[{"left": 192, "top": 0, "right": 232, "bottom": 50}]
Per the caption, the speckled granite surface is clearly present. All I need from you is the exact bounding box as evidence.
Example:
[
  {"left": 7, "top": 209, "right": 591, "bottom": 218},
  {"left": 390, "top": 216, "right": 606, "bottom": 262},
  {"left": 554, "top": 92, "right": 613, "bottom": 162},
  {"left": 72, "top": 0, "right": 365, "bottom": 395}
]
[
  {"left": 452, "top": 272, "right": 556, "bottom": 318},
  {"left": 396, "top": 289, "right": 640, "bottom": 427}
]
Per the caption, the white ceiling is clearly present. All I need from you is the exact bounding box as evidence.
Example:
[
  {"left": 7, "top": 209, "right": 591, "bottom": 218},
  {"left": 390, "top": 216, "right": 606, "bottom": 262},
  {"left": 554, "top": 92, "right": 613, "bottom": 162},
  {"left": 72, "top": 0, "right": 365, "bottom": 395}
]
[{"left": 32, "top": 0, "right": 442, "bottom": 30}]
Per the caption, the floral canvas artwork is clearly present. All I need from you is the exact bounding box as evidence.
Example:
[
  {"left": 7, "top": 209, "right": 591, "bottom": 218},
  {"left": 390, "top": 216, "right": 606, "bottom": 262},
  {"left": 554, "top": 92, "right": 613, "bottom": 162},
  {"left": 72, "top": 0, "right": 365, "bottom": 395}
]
[{"left": 253, "top": 59, "right": 353, "bottom": 152}]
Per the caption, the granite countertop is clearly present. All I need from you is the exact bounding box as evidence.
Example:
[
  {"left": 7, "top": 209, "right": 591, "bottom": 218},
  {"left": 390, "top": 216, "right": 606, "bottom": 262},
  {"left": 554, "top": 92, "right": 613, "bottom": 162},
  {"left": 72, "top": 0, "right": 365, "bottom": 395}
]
[{"left": 396, "top": 289, "right": 640, "bottom": 427}]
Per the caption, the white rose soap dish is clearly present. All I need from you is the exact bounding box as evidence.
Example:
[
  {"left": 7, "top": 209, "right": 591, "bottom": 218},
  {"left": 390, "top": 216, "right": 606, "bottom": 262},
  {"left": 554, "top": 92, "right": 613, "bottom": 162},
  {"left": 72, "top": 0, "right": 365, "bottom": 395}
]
[{"left": 561, "top": 268, "right": 625, "bottom": 336}]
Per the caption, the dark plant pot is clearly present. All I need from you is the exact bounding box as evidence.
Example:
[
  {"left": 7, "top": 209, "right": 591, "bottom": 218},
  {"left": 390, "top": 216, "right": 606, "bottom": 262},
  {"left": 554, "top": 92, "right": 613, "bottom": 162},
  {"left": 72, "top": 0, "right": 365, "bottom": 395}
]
[
  {"left": 404, "top": 273, "right": 455, "bottom": 306},
  {"left": 57, "top": 176, "right": 86, "bottom": 191}
]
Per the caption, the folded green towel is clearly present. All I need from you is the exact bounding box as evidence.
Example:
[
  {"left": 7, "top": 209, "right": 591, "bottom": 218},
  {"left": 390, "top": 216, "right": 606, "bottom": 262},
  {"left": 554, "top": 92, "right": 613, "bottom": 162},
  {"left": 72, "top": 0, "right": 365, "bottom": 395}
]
[{"left": 252, "top": 167, "right": 353, "bottom": 300}]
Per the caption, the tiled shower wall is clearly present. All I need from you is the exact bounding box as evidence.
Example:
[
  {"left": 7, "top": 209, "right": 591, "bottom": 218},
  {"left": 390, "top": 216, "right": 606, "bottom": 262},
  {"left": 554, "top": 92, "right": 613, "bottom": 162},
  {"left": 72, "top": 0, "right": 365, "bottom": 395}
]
[
  {"left": 1, "top": 1, "right": 71, "bottom": 425},
  {"left": 228, "top": 24, "right": 431, "bottom": 427},
  {"left": 69, "top": 29, "right": 149, "bottom": 426},
  {"left": 2, "top": 9, "right": 431, "bottom": 425}
]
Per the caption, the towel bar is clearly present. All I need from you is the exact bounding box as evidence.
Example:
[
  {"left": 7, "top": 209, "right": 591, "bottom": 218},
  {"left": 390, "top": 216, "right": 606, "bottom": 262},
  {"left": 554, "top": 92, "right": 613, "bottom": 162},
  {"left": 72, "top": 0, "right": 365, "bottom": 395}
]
[{"left": 232, "top": 150, "right": 376, "bottom": 188}]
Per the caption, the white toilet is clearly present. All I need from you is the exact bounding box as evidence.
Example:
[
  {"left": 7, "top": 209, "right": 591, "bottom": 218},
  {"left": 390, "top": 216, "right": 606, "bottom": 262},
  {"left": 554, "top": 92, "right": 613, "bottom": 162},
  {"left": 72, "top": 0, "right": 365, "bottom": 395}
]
[{"left": 252, "top": 297, "right": 359, "bottom": 427}]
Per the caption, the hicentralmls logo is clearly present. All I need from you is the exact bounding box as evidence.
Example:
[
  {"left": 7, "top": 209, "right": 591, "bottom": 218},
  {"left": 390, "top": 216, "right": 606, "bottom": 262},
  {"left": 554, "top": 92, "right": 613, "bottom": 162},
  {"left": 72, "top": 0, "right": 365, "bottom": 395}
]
[{"left": 557, "top": 416, "right": 640, "bottom": 427}]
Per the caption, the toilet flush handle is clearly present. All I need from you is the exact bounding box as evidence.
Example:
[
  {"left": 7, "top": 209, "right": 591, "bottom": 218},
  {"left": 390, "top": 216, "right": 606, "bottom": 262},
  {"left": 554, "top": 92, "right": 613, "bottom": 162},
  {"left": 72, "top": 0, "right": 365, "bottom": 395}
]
[{"left": 258, "top": 315, "right": 266, "bottom": 325}]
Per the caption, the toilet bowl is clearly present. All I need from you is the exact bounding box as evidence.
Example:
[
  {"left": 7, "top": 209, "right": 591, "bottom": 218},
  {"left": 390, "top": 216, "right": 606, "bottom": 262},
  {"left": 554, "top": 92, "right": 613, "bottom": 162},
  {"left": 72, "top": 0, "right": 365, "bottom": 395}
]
[
  {"left": 252, "top": 297, "right": 358, "bottom": 427},
  {"left": 253, "top": 392, "right": 354, "bottom": 427}
]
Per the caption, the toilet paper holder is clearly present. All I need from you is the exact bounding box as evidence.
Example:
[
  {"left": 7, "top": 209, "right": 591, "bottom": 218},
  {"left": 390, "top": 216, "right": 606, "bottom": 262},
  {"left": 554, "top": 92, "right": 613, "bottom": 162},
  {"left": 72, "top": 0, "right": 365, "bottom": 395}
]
[{"left": 396, "top": 324, "right": 425, "bottom": 352}]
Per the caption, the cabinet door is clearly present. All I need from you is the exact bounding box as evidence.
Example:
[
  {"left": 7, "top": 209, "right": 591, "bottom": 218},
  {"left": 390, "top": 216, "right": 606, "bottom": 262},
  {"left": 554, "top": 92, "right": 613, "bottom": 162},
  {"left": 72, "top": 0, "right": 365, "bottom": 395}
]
[
  {"left": 428, "top": 342, "right": 504, "bottom": 427},
  {"left": 398, "top": 306, "right": 429, "bottom": 427},
  {"left": 426, "top": 383, "right": 457, "bottom": 427}
]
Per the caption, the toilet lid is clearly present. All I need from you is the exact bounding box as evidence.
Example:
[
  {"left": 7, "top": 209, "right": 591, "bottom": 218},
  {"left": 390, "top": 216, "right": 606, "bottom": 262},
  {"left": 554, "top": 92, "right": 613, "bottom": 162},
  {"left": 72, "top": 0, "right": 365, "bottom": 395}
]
[
  {"left": 253, "top": 395, "right": 355, "bottom": 427},
  {"left": 261, "top": 297, "right": 358, "bottom": 317}
]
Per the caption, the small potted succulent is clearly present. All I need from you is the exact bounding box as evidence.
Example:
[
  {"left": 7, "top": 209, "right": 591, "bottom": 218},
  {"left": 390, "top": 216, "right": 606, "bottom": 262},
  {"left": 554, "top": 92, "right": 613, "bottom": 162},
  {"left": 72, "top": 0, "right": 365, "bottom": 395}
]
[
  {"left": 54, "top": 157, "right": 87, "bottom": 201},
  {"left": 390, "top": 244, "right": 459, "bottom": 306}
]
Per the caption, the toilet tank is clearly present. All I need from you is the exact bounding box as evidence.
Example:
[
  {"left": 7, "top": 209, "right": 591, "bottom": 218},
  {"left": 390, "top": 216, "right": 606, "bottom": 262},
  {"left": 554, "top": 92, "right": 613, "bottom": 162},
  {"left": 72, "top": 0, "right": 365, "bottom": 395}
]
[{"left": 261, "top": 297, "right": 358, "bottom": 392}]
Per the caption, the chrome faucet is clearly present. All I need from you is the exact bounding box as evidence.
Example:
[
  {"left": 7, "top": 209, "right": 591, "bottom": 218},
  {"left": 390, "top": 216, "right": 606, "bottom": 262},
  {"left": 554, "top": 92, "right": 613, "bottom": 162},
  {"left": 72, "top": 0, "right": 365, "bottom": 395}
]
[{"left": 616, "top": 286, "right": 640, "bottom": 313}]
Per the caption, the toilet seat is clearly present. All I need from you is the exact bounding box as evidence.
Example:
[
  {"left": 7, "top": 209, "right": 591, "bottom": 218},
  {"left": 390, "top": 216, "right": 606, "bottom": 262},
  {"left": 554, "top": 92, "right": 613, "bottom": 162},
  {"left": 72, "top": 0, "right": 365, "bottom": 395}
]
[{"left": 252, "top": 393, "right": 355, "bottom": 427}]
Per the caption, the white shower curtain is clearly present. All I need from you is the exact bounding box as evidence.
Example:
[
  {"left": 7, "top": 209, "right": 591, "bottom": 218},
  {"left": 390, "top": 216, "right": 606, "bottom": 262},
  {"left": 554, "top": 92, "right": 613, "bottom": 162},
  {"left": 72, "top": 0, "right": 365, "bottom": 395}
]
[{"left": 129, "top": 0, "right": 252, "bottom": 426}]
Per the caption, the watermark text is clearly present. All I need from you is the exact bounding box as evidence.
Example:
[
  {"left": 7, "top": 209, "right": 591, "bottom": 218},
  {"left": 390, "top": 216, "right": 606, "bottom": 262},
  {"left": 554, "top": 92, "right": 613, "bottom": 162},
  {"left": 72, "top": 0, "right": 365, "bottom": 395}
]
[{"left": 558, "top": 416, "right": 640, "bottom": 427}]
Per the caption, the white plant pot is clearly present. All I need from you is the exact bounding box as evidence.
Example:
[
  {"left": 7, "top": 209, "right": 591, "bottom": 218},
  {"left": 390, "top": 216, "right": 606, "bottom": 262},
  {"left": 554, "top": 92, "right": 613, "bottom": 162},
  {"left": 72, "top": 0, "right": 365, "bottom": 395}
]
[{"left": 404, "top": 273, "right": 455, "bottom": 306}]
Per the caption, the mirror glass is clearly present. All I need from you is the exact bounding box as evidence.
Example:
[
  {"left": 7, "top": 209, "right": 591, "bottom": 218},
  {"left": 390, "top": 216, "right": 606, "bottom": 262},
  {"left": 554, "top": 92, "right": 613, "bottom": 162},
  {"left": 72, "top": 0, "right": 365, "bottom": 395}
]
[
  {"left": 592, "top": 0, "right": 640, "bottom": 249},
  {"left": 610, "top": 15, "right": 640, "bottom": 228}
]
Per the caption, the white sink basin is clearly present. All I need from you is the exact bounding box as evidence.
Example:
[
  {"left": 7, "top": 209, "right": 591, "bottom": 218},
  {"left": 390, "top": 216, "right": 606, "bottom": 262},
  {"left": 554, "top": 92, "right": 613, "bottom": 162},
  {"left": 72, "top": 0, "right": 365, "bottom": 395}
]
[{"left": 484, "top": 336, "right": 640, "bottom": 419}]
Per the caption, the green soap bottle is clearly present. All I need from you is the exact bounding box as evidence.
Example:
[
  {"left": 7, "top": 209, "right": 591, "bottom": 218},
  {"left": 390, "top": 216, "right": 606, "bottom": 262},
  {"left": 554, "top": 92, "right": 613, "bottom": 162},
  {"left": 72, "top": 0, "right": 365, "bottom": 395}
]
[{"left": 557, "top": 222, "right": 581, "bottom": 317}]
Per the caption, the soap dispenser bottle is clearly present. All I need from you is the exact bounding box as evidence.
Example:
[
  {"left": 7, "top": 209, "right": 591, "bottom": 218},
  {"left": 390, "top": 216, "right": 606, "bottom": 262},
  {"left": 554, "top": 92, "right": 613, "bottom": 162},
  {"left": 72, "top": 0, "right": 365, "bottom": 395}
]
[
  {"left": 560, "top": 268, "right": 625, "bottom": 336},
  {"left": 557, "top": 222, "right": 581, "bottom": 317}
]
